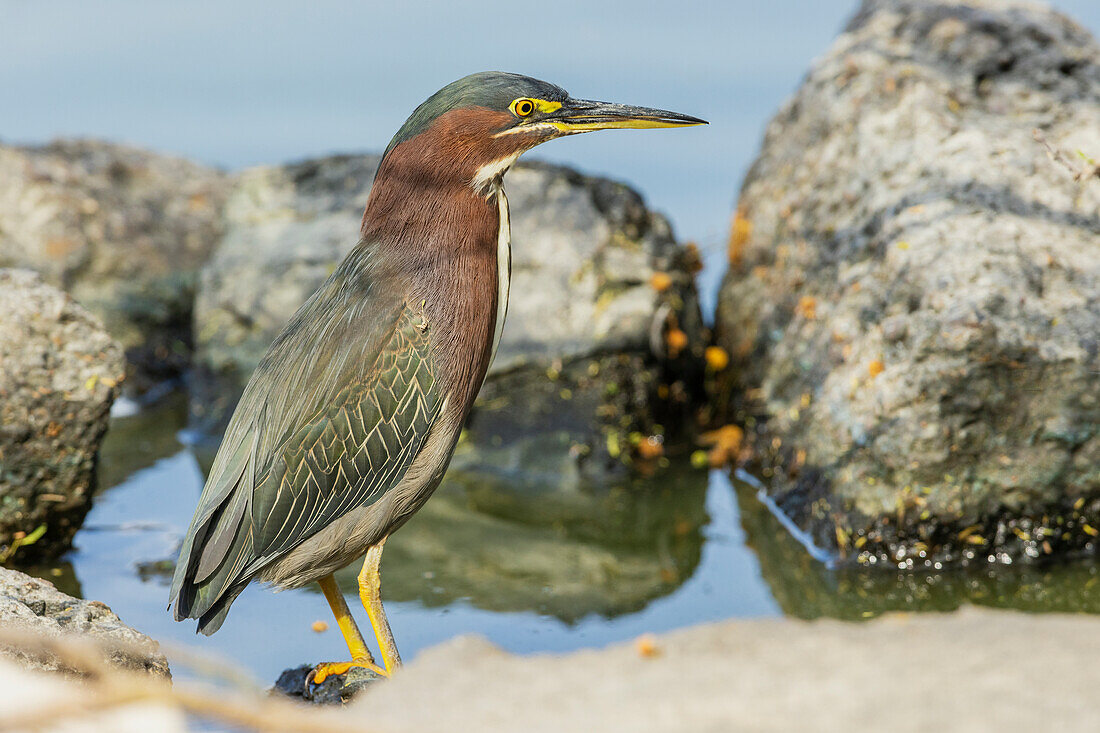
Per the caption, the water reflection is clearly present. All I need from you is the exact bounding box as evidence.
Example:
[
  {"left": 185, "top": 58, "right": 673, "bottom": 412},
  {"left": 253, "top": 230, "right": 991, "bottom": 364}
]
[
  {"left": 335, "top": 469, "right": 707, "bottom": 622},
  {"left": 19, "top": 561, "right": 82, "bottom": 599},
  {"left": 735, "top": 479, "right": 1100, "bottom": 619},
  {"left": 96, "top": 391, "right": 191, "bottom": 493},
  {"left": 66, "top": 391, "right": 727, "bottom": 682},
  {"left": 136, "top": 459, "right": 709, "bottom": 623},
  {"left": 190, "top": 376, "right": 710, "bottom": 622},
  {"left": 86, "top": 388, "right": 710, "bottom": 618}
]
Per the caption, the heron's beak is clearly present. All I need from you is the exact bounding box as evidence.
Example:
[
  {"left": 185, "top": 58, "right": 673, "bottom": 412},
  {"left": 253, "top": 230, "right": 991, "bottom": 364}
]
[{"left": 546, "top": 98, "right": 707, "bottom": 133}]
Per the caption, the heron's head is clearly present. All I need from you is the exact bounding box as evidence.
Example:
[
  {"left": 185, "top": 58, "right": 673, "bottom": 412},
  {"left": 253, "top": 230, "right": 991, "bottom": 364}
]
[{"left": 380, "top": 71, "right": 706, "bottom": 194}]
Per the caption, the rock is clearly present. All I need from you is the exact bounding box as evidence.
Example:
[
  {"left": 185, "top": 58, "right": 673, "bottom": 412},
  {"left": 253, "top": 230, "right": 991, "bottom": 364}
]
[
  {"left": 0, "top": 656, "right": 184, "bottom": 732},
  {"left": 193, "top": 155, "right": 705, "bottom": 481},
  {"left": 733, "top": 476, "right": 1100, "bottom": 619},
  {"left": 9, "top": 606, "right": 1100, "bottom": 731},
  {"left": 715, "top": 0, "right": 1100, "bottom": 565},
  {"left": 343, "top": 609, "right": 1100, "bottom": 731},
  {"left": 273, "top": 664, "right": 382, "bottom": 704},
  {"left": 0, "top": 140, "right": 228, "bottom": 393},
  {"left": 491, "top": 162, "right": 701, "bottom": 376},
  {"left": 0, "top": 269, "right": 125, "bottom": 562},
  {"left": 194, "top": 154, "right": 379, "bottom": 385},
  {"left": 0, "top": 567, "right": 168, "bottom": 677}
]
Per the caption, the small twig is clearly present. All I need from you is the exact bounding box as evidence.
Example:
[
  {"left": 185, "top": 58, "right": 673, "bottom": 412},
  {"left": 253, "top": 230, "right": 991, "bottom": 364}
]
[{"left": 1033, "top": 128, "right": 1100, "bottom": 183}]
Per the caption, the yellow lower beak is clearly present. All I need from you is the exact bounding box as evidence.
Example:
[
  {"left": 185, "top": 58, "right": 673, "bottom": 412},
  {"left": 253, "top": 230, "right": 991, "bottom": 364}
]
[{"left": 547, "top": 99, "right": 707, "bottom": 132}]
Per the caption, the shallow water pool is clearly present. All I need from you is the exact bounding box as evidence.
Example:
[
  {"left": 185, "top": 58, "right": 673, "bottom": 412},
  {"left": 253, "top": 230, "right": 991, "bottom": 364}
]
[{"left": 27, "top": 391, "right": 1100, "bottom": 684}]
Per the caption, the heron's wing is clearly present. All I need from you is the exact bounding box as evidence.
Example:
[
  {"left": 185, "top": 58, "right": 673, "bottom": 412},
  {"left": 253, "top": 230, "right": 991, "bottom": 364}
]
[
  {"left": 170, "top": 252, "right": 443, "bottom": 632},
  {"left": 246, "top": 303, "right": 440, "bottom": 567}
]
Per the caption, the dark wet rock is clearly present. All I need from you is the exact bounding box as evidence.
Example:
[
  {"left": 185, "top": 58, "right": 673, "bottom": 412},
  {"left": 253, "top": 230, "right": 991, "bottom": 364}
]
[
  {"left": 273, "top": 664, "right": 382, "bottom": 705},
  {"left": 714, "top": 0, "right": 1100, "bottom": 566},
  {"left": 457, "top": 351, "right": 697, "bottom": 491},
  {"left": 0, "top": 269, "right": 125, "bottom": 562},
  {"left": 273, "top": 664, "right": 314, "bottom": 698},
  {"left": 192, "top": 155, "right": 705, "bottom": 480},
  {"left": 135, "top": 558, "right": 177, "bottom": 584},
  {"left": 733, "top": 476, "right": 1100, "bottom": 620},
  {"left": 0, "top": 567, "right": 168, "bottom": 676},
  {"left": 0, "top": 140, "right": 228, "bottom": 393}
]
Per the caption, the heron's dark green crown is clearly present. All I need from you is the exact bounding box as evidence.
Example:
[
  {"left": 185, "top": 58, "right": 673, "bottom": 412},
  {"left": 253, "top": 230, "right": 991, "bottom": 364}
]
[{"left": 382, "top": 72, "right": 568, "bottom": 160}]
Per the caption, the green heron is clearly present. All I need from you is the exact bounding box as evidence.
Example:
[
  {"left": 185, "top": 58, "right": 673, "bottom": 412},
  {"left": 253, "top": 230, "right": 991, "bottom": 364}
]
[{"left": 169, "top": 71, "right": 704, "bottom": 683}]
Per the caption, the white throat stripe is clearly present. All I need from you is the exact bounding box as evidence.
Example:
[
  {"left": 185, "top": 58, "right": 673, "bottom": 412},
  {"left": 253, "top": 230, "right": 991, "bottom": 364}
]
[{"left": 471, "top": 152, "right": 521, "bottom": 195}]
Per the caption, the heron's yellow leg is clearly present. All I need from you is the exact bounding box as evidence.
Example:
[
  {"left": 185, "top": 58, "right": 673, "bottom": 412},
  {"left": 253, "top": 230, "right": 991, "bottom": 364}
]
[
  {"left": 312, "top": 574, "right": 387, "bottom": 683},
  {"left": 358, "top": 540, "right": 402, "bottom": 675}
]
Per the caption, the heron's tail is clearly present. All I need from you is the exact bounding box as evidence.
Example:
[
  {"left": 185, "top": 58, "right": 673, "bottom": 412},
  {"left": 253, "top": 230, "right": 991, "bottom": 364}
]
[{"left": 169, "top": 487, "right": 255, "bottom": 635}]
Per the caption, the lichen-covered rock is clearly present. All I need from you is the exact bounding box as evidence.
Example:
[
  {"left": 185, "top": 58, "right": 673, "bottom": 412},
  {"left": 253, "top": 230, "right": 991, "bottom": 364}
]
[
  {"left": 0, "top": 140, "right": 228, "bottom": 392},
  {"left": 715, "top": 0, "right": 1100, "bottom": 565},
  {"left": 0, "top": 269, "right": 126, "bottom": 562},
  {"left": 0, "top": 567, "right": 169, "bottom": 677},
  {"left": 193, "top": 155, "right": 704, "bottom": 481}
]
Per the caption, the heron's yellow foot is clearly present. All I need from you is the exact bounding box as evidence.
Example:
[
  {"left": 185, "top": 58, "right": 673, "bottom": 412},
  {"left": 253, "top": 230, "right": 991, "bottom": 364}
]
[
  {"left": 314, "top": 573, "right": 385, "bottom": 687},
  {"left": 309, "top": 658, "right": 388, "bottom": 685}
]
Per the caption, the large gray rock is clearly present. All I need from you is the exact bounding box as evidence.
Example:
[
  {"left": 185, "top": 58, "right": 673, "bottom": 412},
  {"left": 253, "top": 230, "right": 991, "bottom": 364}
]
[
  {"left": 0, "top": 140, "right": 228, "bottom": 392},
  {"left": 492, "top": 161, "right": 697, "bottom": 374},
  {"left": 0, "top": 567, "right": 168, "bottom": 677},
  {"left": 715, "top": 0, "right": 1100, "bottom": 565},
  {"left": 0, "top": 269, "right": 125, "bottom": 562},
  {"left": 193, "top": 155, "right": 704, "bottom": 479},
  {"left": 194, "top": 154, "right": 378, "bottom": 381}
]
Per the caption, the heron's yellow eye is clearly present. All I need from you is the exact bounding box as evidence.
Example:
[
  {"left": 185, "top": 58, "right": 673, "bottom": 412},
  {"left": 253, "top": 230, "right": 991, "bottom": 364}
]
[{"left": 512, "top": 98, "right": 535, "bottom": 118}]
